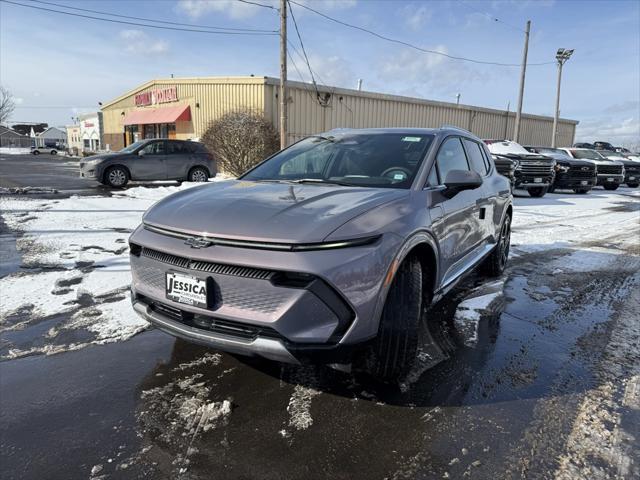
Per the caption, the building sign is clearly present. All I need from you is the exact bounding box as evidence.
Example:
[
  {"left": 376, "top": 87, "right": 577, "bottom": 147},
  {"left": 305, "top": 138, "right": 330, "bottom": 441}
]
[
  {"left": 84, "top": 122, "right": 94, "bottom": 128},
  {"left": 135, "top": 86, "right": 178, "bottom": 107}
]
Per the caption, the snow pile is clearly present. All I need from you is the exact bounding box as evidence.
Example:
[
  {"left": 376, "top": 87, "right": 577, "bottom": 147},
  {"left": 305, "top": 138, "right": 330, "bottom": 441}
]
[
  {"left": 287, "top": 384, "right": 321, "bottom": 430},
  {"left": 0, "top": 147, "right": 31, "bottom": 155}
]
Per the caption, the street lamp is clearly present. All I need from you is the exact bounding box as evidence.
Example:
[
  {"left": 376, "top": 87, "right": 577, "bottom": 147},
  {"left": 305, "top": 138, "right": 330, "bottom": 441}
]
[{"left": 551, "top": 48, "right": 574, "bottom": 148}]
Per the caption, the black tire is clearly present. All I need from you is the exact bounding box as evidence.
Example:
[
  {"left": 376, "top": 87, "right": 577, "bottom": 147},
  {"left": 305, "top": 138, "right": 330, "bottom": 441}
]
[
  {"left": 573, "top": 188, "right": 590, "bottom": 194},
  {"left": 50, "top": 150, "right": 57, "bottom": 155},
  {"left": 627, "top": 183, "right": 639, "bottom": 188},
  {"left": 483, "top": 214, "right": 511, "bottom": 277},
  {"left": 547, "top": 184, "right": 556, "bottom": 193},
  {"left": 367, "top": 256, "right": 423, "bottom": 382},
  {"left": 32, "top": 150, "right": 40, "bottom": 155},
  {"left": 528, "top": 187, "right": 548, "bottom": 198},
  {"left": 104, "top": 166, "right": 129, "bottom": 188},
  {"left": 188, "top": 166, "right": 209, "bottom": 182},
  {"left": 603, "top": 183, "right": 619, "bottom": 191}
]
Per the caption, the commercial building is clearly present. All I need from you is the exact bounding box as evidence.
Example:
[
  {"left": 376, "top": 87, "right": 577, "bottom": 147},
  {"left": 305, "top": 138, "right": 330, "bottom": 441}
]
[
  {"left": 0, "top": 125, "right": 31, "bottom": 148},
  {"left": 101, "top": 76, "right": 578, "bottom": 151},
  {"left": 78, "top": 112, "right": 103, "bottom": 152},
  {"left": 66, "top": 124, "right": 82, "bottom": 154}
]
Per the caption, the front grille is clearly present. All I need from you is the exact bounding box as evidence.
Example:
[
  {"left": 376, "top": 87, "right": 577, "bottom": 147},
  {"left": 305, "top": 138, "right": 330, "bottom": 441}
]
[
  {"left": 141, "top": 247, "right": 273, "bottom": 280},
  {"left": 144, "top": 296, "right": 282, "bottom": 341},
  {"left": 598, "top": 165, "right": 623, "bottom": 175},
  {"left": 625, "top": 166, "right": 640, "bottom": 174},
  {"left": 519, "top": 162, "right": 554, "bottom": 175},
  {"left": 568, "top": 166, "right": 596, "bottom": 179}
]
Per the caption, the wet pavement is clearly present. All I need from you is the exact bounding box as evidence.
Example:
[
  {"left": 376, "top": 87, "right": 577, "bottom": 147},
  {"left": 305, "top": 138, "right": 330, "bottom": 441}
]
[{"left": 1, "top": 161, "right": 639, "bottom": 479}]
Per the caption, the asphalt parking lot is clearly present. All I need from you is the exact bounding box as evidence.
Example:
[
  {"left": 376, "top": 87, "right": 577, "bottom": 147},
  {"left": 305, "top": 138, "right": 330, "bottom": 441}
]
[{"left": 1, "top": 155, "right": 639, "bottom": 479}]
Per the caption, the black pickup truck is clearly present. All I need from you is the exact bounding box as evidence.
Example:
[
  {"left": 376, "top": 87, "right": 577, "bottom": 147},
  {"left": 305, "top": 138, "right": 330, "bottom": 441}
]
[
  {"left": 598, "top": 150, "right": 640, "bottom": 188},
  {"left": 484, "top": 140, "right": 556, "bottom": 197},
  {"left": 524, "top": 146, "right": 597, "bottom": 194}
]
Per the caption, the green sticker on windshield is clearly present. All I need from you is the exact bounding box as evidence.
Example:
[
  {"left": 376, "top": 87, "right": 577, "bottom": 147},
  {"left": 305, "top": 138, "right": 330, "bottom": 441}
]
[{"left": 401, "top": 136, "right": 422, "bottom": 142}]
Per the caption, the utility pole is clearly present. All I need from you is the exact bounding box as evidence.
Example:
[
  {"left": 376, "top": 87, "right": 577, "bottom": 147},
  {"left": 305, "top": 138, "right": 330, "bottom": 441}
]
[
  {"left": 279, "top": 0, "right": 287, "bottom": 150},
  {"left": 513, "top": 20, "right": 530, "bottom": 143},
  {"left": 551, "top": 48, "right": 574, "bottom": 148}
]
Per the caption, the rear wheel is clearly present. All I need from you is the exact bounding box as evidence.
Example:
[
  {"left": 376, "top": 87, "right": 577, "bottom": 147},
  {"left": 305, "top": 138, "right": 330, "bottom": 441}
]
[
  {"left": 188, "top": 166, "right": 209, "bottom": 182},
  {"left": 366, "top": 256, "right": 423, "bottom": 382},
  {"left": 528, "top": 187, "right": 548, "bottom": 198},
  {"left": 104, "top": 166, "right": 129, "bottom": 188},
  {"left": 32, "top": 150, "right": 40, "bottom": 155},
  {"left": 483, "top": 214, "right": 511, "bottom": 277},
  {"left": 50, "top": 150, "right": 57, "bottom": 155},
  {"left": 603, "top": 183, "right": 619, "bottom": 191}
]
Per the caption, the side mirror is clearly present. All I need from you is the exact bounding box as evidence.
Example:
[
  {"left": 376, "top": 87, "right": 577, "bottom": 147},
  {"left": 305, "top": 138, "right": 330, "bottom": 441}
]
[
  {"left": 138, "top": 150, "right": 146, "bottom": 157},
  {"left": 443, "top": 169, "right": 483, "bottom": 198}
]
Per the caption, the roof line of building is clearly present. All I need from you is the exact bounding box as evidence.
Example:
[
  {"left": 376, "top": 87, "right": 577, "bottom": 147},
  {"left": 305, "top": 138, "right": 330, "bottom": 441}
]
[{"left": 101, "top": 75, "right": 578, "bottom": 125}]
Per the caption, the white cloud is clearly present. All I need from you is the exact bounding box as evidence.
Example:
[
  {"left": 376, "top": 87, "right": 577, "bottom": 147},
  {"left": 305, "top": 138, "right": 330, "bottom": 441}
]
[
  {"left": 288, "top": 54, "right": 355, "bottom": 89},
  {"left": 376, "top": 45, "right": 492, "bottom": 97},
  {"left": 401, "top": 4, "right": 433, "bottom": 31},
  {"left": 576, "top": 116, "right": 640, "bottom": 147},
  {"left": 176, "top": 0, "right": 268, "bottom": 20},
  {"left": 604, "top": 100, "right": 640, "bottom": 114},
  {"left": 176, "top": 0, "right": 356, "bottom": 19},
  {"left": 119, "top": 30, "right": 169, "bottom": 55}
]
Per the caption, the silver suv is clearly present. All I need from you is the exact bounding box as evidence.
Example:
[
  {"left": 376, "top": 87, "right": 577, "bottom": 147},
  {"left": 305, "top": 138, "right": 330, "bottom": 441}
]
[{"left": 129, "top": 127, "right": 513, "bottom": 381}]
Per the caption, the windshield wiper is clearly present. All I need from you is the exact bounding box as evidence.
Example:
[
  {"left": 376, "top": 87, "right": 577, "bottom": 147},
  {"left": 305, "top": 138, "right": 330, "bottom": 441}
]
[
  {"left": 308, "top": 135, "right": 335, "bottom": 143},
  {"left": 288, "top": 178, "right": 355, "bottom": 186}
]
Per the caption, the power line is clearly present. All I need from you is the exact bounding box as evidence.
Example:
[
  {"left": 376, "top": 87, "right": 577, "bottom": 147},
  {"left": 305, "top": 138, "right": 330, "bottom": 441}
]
[
  {"left": 29, "top": 0, "right": 277, "bottom": 33},
  {"left": 236, "top": 0, "right": 278, "bottom": 11},
  {"left": 286, "top": 1, "right": 321, "bottom": 98},
  {"left": 1, "top": 0, "right": 278, "bottom": 35},
  {"left": 289, "top": 0, "right": 554, "bottom": 67}
]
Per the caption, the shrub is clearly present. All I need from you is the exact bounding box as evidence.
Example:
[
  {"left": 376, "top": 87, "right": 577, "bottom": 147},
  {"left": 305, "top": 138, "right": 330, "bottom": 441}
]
[{"left": 201, "top": 109, "right": 279, "bottom": 177}]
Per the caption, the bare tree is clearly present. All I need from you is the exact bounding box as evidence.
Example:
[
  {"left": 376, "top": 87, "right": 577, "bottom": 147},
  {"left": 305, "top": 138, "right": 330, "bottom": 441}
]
[
  {"left": 201, "top": 109, "right": 280, "bottom": 177},
  {"left": 0, "top": 86, "right": 15, "bottom": 125}
]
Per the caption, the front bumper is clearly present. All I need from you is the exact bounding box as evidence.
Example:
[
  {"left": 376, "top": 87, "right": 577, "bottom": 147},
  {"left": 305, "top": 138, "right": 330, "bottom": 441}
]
[
  {"left": 128, "top": 225, "right": 400, "bottom": 363},
  {"left": 514, "top": 173, "right": 555, "bottom": 188},
  {"left": 79, "top": 163, "right": 99, "bottom": 179},
  {"left": 553, "top": 171, "right": 597, "bottom": 188},
  {"left": 597, "top": 174, "right": 624, "bottom": 185}
]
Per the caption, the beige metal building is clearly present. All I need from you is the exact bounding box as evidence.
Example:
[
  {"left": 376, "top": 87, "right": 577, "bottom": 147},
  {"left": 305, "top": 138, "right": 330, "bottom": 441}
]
[{"left": 101, "top": 76, "right": 578, "bottom": 151}]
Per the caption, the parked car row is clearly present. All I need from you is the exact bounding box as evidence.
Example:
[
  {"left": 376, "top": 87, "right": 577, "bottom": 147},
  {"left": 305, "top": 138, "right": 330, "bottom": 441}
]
[{"left": 483, "top": 139, "right": 639, "bottom": 197}]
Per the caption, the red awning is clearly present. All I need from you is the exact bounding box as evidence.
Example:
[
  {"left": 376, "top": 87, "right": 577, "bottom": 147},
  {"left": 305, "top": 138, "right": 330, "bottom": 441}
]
[{"left": 123, "top": 104, "right": 191, "bottom": 126}]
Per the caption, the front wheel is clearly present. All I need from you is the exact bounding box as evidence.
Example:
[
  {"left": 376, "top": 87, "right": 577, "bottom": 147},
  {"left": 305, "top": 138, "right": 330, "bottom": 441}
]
[
  {"left": 547, "top": 184, "right": 556, "bottom": 193},
  {"left": 188, "top": 166, "right": 209, "bottom": 182},
  {"left": 603, "top": 183, "right": 619, "bottom": 191},
  {"left": 627, "top": 183, "right": 639, "bottom": 188},
  {"left": 528, "top": 187, "right": 548, "bottom": 198},
  {"left": 365, "top": 256, "right": 423, "bottom": 382},
  {"left": 32, "top": 150, "right": 40, "bottom": 155},
  {"left": 483, "top": 214, "right": 511, "bottom": 277},
  {"left": 104, "top": 166, "right": 129, "bottom": 188},
  {"left": 573, "top": 188, "right": 590, "bottom": 194}
]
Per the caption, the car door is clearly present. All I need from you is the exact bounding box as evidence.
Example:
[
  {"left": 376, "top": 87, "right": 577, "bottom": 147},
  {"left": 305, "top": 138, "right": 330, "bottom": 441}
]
[
  {"left": 165, "top": 141, "right": 190, "bottom": 180},
  {"left": 462, "top": 138, "right": 494, "bottom": 245},
  {"left": 426, "top": 136, "right": 484, "bottom": 288},
  {"left": 129, "top": 140, "right": 167, "bottom": 180}
]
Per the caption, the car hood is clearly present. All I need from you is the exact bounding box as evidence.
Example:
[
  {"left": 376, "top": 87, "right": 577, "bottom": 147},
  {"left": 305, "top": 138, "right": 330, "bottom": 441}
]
[
  {"left": 82, "top": 152, "right": 124, "bottom": 162},
  {"left": 555, "top": 158, "right": 594, "bottom": 167},
  {"left": 495, "top": 153, "right": 555, "bottom": 163},
  {"left": 584, "top": 159, "right": 623, "bottom": 166},
  {"left": 142, "top": 180, "right": 409, "bottom": 244}
]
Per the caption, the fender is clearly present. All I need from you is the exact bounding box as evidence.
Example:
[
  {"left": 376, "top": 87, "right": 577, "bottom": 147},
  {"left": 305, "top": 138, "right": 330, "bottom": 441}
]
[{"left": 368, "top": 230, "right": 441, "bottom": 336}]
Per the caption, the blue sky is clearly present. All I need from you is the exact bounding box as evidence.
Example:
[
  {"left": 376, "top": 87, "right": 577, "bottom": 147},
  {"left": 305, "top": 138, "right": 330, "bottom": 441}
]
[{"left": 1, "top": 0, "right": 639, "bottom": 145}]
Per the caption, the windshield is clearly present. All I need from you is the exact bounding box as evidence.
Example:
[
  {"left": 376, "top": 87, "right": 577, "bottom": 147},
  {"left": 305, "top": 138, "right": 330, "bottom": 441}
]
[
  {"left": 119, "top": 141, "right": 146, "bottom": 153},
  {"left": 241, "top": 133, "right": 435, "bottom": 189},
  {"left": 571, "top": 149, "right": 604, "bottom": 160},
  {"left": 599, "top": 151, "right": 622, "bottom": 159},
  {"left": 485, "top": 140, "right": 531, "bottom": 155}
]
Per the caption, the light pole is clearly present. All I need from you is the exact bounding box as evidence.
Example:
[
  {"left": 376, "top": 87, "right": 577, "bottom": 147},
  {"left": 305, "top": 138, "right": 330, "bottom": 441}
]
[{"left": 551, "top": 48, "right": 574, "bottom": 148}]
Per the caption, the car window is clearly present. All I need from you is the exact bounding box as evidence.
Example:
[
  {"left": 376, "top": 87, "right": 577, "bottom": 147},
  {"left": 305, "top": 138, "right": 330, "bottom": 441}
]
[
  {"left": 462, "top": 138, "right": 489, "bottom": 176},
  {"left": 436, "top": 137, "right": 470, "bottom": 182},
  {"left": 279, "top": 144, "right": 330, "bottom": 176},
  {"left": 140, "top": 141, "right": 165, "bottom": 155},
  {"left": 426, "top": 166, "right": 439, "bottom": 187},
  {"left": 167, "top": 142, "right": 189, "bottom": 155}
]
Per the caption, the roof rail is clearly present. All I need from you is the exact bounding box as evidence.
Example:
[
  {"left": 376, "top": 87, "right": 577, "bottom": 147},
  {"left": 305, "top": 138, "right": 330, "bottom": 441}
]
[{"left": 440, "top": 124, "right": 470, "bottom": 133}]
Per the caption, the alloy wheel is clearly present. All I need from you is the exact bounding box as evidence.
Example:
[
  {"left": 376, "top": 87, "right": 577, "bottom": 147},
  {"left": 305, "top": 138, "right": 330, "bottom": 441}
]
[{"left": 108, "top": 168, "right": 127, "bottom": 187}]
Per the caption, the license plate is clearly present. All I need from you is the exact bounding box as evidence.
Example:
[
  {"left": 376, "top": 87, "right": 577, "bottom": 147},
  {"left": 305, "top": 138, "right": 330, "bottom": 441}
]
[
  {"left": 166, "top": 272, "right": 208, "bottom": 308},
  {"left": 534, "top": 177, "right": 542, "bottom": 183},
  {"left": 581, "top": 180, "right": 588, "bottom": 186},
  {"left": 607, "top": 177, "right": 614, "bottom": 182}
]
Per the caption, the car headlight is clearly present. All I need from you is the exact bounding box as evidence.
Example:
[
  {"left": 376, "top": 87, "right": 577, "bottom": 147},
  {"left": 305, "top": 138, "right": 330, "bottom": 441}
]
[{"left": 555, "top": 164, "right": 570, "bottom": 172}]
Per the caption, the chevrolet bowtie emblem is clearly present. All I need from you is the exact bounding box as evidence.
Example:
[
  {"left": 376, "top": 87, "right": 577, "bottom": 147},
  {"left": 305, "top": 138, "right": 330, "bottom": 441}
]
[{"left": 184, "top": 237, "right": 212, "bottom": 249}]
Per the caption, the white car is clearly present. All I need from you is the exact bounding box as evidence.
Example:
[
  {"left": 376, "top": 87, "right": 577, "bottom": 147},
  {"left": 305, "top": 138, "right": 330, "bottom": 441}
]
[{"left": 560, "top": 148, "right": 625, "bottom": 191}]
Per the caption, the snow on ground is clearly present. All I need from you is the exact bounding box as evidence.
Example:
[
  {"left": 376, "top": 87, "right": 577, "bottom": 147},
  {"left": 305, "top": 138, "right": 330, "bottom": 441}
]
[
  {"left": 0, "top": 147, "right": 31, "bottom": 155},
  {"left": 0, "top": 185, "right": 638, "bottom": 362}
]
